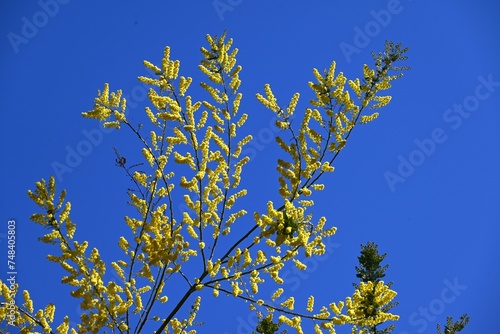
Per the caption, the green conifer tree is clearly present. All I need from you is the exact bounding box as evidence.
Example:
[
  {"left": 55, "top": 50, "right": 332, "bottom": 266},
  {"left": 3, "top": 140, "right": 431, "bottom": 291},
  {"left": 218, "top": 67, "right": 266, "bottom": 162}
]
[
  {"left": 436, "top": 314, "right": 470, "bottom": 334},
  {"left": 353, "top": 241, "right": 398, "bottom": 334}
]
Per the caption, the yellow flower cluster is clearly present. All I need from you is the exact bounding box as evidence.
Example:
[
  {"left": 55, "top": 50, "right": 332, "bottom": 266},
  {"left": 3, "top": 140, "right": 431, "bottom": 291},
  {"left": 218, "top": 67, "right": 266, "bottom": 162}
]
[
  {"left": 27, "top": 176, "right": 75, "bottom": 241},
  {"left": 271, "top": 288, "right": 284, "bottom": 301},
  {"left": 254, "top": 200, "right": 335, "bottom": 255},
  {"left": 306, "top": 296, "right": 315, "bottom": 312},
  {"left": 278, "top": 315, "right": 303, "bottom": 333},
  {"left": 345, "top": 281, "right": 399, "bottom": 327},
  {"left": 249, "top": 270, "right": 264, "bottom": 294},
  {"left": 82, "top": 83, "right": 127, "bottom": 129},
  {"left": 360, "top": 112, "right": 379, "bottom": 124}
]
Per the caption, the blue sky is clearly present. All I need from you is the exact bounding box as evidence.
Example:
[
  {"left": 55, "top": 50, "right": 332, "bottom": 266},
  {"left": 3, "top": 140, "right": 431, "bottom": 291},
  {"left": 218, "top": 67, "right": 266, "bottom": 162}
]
[{"left": 1, "top": 1, "right": 499, "bottom": 333}]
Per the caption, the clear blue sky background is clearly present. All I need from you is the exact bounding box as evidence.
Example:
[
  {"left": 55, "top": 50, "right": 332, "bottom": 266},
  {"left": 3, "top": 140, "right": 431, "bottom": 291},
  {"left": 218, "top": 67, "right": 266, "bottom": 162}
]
[{"left": 1, "top": 1, "right": 499, "bottom": 333}]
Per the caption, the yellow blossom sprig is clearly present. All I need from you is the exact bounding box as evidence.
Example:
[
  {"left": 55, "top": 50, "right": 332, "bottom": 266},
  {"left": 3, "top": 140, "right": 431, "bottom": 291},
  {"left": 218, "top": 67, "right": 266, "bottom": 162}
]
[
  {"left": 191, "top": 32, "right": 253, "bottom": 260},
  {"left": 345, "top": 281, "right": 399, "bottom": 329},
  {"left": 27, "top": 176, "right": 75, "bottom": 244},
  {"left": 255, "top": 41, "right": 409, "bottom": 212},
  {"left": 82, "top": 83, "right": 127, "bottom": 129},
  {"left": 257, "top": 62, "right": 350, "bottom": 205},
  {"left": 25, "top": 176, "right": 137, "bottom": 333},
  {"left": 357, "top": 41, "right": 410, "bottom": 111}
]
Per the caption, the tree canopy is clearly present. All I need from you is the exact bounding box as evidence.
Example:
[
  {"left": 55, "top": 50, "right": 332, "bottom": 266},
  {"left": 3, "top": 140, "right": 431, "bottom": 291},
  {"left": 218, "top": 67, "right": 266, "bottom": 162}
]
[{"left": 0, "top": 32, "right": 417, "bottom": 334}]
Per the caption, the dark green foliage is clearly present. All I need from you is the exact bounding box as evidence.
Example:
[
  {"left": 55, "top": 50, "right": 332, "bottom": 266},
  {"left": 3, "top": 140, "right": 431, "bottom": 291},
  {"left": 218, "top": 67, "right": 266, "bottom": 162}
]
[
  {"left": 253, "top": 316, "right": 284, "bottom": 334},
  {"left": 371, "top": 41, "right": 410, "bottom": 81},
  {"left": 281, "top": 211, "right": 299, "bottom": 237},
  {"left": 354, "top": 241, "right": 389, "bottom": 285},
  {"left": 354, "top": 241, "right": 398, "bottom": 334},
  {"left": 436, "top": 314, "right": 470, "bottom": 334}
]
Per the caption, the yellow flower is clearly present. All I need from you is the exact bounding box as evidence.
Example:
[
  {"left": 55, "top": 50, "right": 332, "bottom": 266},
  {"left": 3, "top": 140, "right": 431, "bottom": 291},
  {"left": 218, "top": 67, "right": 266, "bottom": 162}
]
[
  {"left": 370, "top": 96, "right": 392, "bottom": 109},
  {"left": 231, "top": 282, "right": 243, "bottom": 296},
  {"left": 142, "top": 148, "right": 155, "bottom": 166},
  {"left": 271, "top": 288, "right": 284, "bottom": 301},
  {"left": 361, "top": 112, "right": 379, "bottom": 124},
  {"left": 280, "top": 297, "right": 295, "bottom": 310},
  {"left": 306, "top": 296, "right": 314, "bottom": 312},
  {"left": 134, "top": 294, "right": 143, "bottom": 313},
  {"left": 293, "top": 259, "right": 307, "bottom": 270},
  {"left": 23, "top": 290, "right": 34, "bottom": 313},
  {"left": 242, "top": 248, "right": 252, "bottom": 268},
  {"left": 286, "top": 92, "right": 300, "bottom": 115},
  {"left": 349, "top": 78, "right": 362, "bottom": 98},
  {"left": 187, "top": 225, "right": 199, "bottom": 239},
  {"left": 321, "top": 161, "right": 335, "bottom": 173}
]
